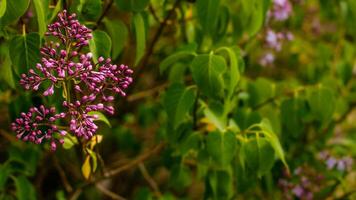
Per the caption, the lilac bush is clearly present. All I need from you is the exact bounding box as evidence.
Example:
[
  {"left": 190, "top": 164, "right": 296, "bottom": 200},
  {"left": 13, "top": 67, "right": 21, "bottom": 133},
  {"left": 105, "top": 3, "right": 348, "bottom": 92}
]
[{"left": 11, "top": 10, "right": 133, "bottom": 150}]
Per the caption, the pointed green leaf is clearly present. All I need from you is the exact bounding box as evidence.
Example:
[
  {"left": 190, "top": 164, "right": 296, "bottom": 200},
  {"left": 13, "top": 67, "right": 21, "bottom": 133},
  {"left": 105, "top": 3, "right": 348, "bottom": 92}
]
[
  {"left": 88, "top": 111, "right": 111, "bottom": 127},
  {"left": 164, "top": 84, "right": 196, "bottom": 129},
  {"left": 33, "top": 0, "right": 47, "bottom": 37},
  {"left": 132, "top": 12, "right": 146, "bottom": 66},
  {"left": 191, "top": 54, "right": 227, "bottom": 98},
  {"left": 103, "top": 18, "right": 128, "bottom": 60},
  {"left": 160, "top": 51, "right": 196, "bottom": 74},
  {"left": 206, "top": 131, "right": 237, "bottom": 166},
  {"left": 9, "top": 33, "right": 41, "bottom": 76},
  {"left": 14, "top": 176, "right": 36, "bottom": 200},
  {"left": 89, "top": 30, "right": 112, "bottom": 63},
  {"left": 0, "top": 0, "right": 6, "bottom": 18}
]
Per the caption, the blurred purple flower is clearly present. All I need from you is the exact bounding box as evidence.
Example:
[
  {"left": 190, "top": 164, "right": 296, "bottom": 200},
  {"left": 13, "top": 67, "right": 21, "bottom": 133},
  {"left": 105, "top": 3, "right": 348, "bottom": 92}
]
[
  {"left": 259, "top": 52, "right": 275, "bottom": 66},
  {"left": 270, "top": 0, "right": 293, "bottom": 21}
]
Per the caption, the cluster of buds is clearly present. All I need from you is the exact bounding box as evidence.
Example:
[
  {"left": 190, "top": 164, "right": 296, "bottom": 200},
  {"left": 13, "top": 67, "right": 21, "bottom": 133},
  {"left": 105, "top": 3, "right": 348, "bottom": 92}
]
[
  {"left": 259, "top": 0, "right": 294, "bottom": 67},
  {"left": 12, "top": 10, "right": 133, "bottom": 150}
]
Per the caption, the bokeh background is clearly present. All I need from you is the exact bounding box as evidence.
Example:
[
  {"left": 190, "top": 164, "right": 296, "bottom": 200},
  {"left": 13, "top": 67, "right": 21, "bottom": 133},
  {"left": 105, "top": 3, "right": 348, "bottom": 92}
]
[{"left": 0, "top": 0, "right": 356, "bottom": 199}]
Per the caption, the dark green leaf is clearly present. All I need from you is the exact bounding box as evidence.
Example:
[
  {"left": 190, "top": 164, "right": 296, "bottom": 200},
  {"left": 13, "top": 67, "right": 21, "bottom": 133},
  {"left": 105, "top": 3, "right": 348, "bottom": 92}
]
[
  {"left": 0, "top": 0, "right": 29, "bottom": 26},
  {"left": 14, "top": 176, "right": 36, "bottom": 200},
  {"left": 132, "top": 12, "right": 146, "bottom": 66},
  {"left": 206, "top": 131, "right": 237, "bottom": 166},
  {"left": 196, "top": 0, "right": 220, "bottom": 33},
  {"left": 103, "top": 18, "right": 128, "bottom": 60},
  {"left": 307, "top": 86, "right": 335, "bottom": 123},
  {"left": 208, "top": 169, "right": 233, "bottom": 200},
  {"left": 160, "top": 51, "right": 196, "bottom": 74},
  {"left": 33, "top": 0, "right": 47, "bottom": 37},
  {"left": 89, "top": 30, "right": 112, "bottom": 63},
  {"left": 241, "top": 138, "right": 275, "bottom": 177},
  {"left": 115, "top": 0, "right": 150, "bottom": 12},
  {"left": 9, "top": 33, "right": 41, "bottom": 76},
  {"left": 191, "top": 54, "right": 227, "bottom": 98},
  {"left": 164, "top": 84, "right": 196, "bottom": 129}
]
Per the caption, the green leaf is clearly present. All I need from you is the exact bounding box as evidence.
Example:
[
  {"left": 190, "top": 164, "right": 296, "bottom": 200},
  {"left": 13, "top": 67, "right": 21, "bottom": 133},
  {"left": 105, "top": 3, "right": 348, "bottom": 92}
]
[
  {"left": 103, "top": 18, "right": 128, "bottom": 60},
  {"left": 196, "top": 0, "right": 221, "bottom": 33},
  {"left": 0, "top": 0, "right": 6, "bottom": 18},
  {"left": 247, "top": 78, "right": 275, "bottom": 107},
  {"left": 89, "top": 30, "right": 112, "bottom": 63},
  {"left": 307, "top": 86, "right": 335, "bottom": 123},
  {"left": 191, "top": 54, "right": 227, "bottom": 98},
  {"left": 9, "top": 33, "right": 41, "bottom": 76},
  {"left": 115, "top": 0, "right": 150, "bottom": 12},
  {"left": 78, "top": 0, "right": 102, "bottom": 21},
  {"left": 0, "top": 42, "right": 15, "bottom": 88},
  {"left": 63, "top": 134, "right": 78, "bottom": 149},
  {"left": 241, "top": 138, "right": 275, "bottom": 177},
  {"left": 14, "top": 176, "right": 36, "bottom": 200},
  {"left": 132, "top": 12, "right": 146, "bottom": 66},
  {"left": 280, "top": 98, "right": 307, "bottom": 138},
  {"left": 0, "top": 163, "right": 11, "bottom": 189},
  {"left": 164, "top": 84, "right": 196, "bottom": 129},
  {"left": 33, "top": 0, "right": 47, "bottom": 37},
  {"left": 86, "top": 148, "right": 98, "bottom": 172},
  {"left": 170, "top": 165, "right": 192, "bottom": 190},
  {"left": 203, "top": 101, "right": 226, "bottom": 131},
  {"left": 206, "top": 131, "right": 237, "bottom": 166},
  {"left": 239, "top": 0, "right": 270, "bottom": 37},
  {"left": 258, "top": 119, "right": 288, "bottom": 170},
  {"left": 208, "top": 169, "right": 233, "bottom": 200},
  {"left": 49, "top": 0, "right": 62, "bottom": 22},
  {"left": 160, "top": 51, "right": 196, "bottom": 74},
  {"left": 88, "top": 111, "right": 112, "bottom": 127},
  {"left": 216, "top": 47, "right": 240, "bottom": 98},
  {"left": 0, "top": 0, "right": 29, "bottom": 26}
]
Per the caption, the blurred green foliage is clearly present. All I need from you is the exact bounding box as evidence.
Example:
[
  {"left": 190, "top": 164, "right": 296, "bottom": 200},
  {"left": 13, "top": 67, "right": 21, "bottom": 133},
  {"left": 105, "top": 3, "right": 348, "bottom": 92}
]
[{"left": 0, "top": 0, "right": 356, "bottom": 199}]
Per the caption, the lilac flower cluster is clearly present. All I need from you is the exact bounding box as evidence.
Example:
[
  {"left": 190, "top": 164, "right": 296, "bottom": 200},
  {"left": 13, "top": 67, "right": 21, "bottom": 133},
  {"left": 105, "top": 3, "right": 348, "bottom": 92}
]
[
  {"left": 278, "top": 166, "right": 324, "bottom": 200},
  {"left": 11, "top": 106, "right": 66, "bottom": 151},
  {"left": 12, "top": 10, "right": 133, "bottom": 150},
  {"left": 269, "top": 0, "right": 293, "bottom": 21},
  {"left": 259, "top": 0, "right": 294, "bottom": 67},
  {"left": 318, "top": 151, "right": 353, "bottom": 172}
]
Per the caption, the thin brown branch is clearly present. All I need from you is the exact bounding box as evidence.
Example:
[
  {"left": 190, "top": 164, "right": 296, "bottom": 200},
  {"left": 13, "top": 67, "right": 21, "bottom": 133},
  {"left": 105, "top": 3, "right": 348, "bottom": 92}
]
[
  {"left": 138, "top": 163, "right": 162, "bottom": 197},
  {"left": 96, "top": 182, "right": 127, "bottom": 200},
  {"left": 103, "top": 142, "right": 165, "bottom": 178},
  {"left": 127, "top": 82, "right": 169, "bottom": 102},
  {"left": 149, "top": 4, "right": 161, "bottom": 23},
  {"left": 69, "top": 188, "right": 82, "bottom": 200},
  {"left": 53, "top": 156, "right": 73, "bottom": 193}
]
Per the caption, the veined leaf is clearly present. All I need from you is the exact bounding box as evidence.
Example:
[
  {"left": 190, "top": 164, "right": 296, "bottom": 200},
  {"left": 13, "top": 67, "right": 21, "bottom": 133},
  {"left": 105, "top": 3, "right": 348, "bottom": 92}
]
[
  {"left": 132, "top": 12, "right": 146, "bottom": 66},
  {"left": 33, "top": 0, "right": 46, "bottom": 37},
  {"left": 191, "top": 54, "right": 227, "bottom": 98},
  {"left": 14, "top": 176, "right": 36, "bottom": 200},
  {"left": 206, "top": 131, "right": 237, "bottom": 166},
  {"left": 89, "top": 30, "right": 112, "bottom": 63},
  {"left": 0, "top": 0, "right": 29, "bottom": 26},
  {"left": 0, "top": 0, "right": 6, "bottom": 18},
  {"left": 196, "top": 0, "right": 221, "bottom": 33},
  {"left": 88, "top": 111, "right": 111, "bottom": 127},
  {"left": 164, "top": 84, "right": 197, "bottom": 129},
  {"left": 160, "top": 51, "right": 196, "bottom": 74},
  {"left": 103, "top": 18, "right": 128, "bottom": 60},
  {"left": 9, "top": 33, "right": 41, "bottom": 76}
]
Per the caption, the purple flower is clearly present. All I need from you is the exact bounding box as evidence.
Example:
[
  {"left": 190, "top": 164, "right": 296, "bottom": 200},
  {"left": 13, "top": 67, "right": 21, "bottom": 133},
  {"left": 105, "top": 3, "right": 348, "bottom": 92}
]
[
  {"left": 326, "top": 157, "right": 337, "bottom": 169},
  {"left": 11, "top": 105, "right": 66, "bottom": 150},
  {"left": 12, "top": 10, "right": 133, "bottom": 150},
  {"left": 292, "top": 185, "right": 304, "bottom": 197},
  {"left": 259, "top": 52, "right": 275, "bottom": 66}
]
